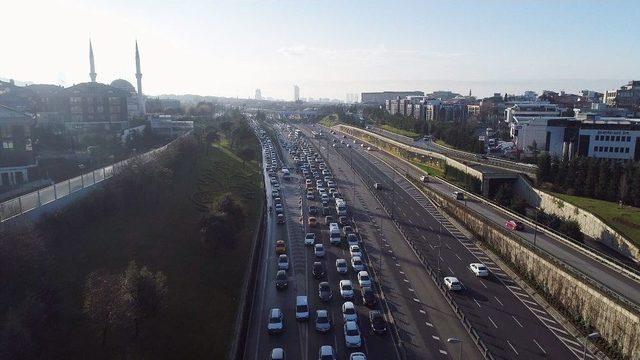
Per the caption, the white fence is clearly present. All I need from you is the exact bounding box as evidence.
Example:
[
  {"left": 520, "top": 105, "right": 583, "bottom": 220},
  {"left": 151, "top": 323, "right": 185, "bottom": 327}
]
[{"left": 0, "top": 133, "right": 190, "bottom": 223}]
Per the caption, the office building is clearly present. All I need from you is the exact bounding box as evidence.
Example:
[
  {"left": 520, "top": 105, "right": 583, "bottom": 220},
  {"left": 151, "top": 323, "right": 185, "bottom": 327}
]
[
  {"left": 505, "top": 102, "right": 561, "bottom": 123},
  {"left": 255, "top": 89, "right": 263, "bottom": 100}
]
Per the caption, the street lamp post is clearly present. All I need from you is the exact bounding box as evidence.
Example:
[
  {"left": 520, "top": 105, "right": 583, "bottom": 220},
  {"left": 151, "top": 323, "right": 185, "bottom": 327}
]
[
  {"left": 583, "top": 332, "right": 599, "bottom": 360},
  {"left": 447, "top": 337, "right": 462, "bottom": 360}
]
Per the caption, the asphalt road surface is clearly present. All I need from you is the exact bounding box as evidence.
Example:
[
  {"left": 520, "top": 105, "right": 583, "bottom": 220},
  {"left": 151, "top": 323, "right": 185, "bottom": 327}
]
[{"left": 303, "top": 125, "right": 595, "bottom": 360}]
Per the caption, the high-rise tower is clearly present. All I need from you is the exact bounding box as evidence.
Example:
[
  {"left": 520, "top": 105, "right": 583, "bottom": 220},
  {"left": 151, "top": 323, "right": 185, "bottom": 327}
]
[
  {"left": 89, "top": 40, "right": 97, "bottom": 82},
  {"left": 294, "top": 85, "right": 300, "bottom": 102},
  {"left": 135, "top": 41, "right": 146, "bottom": 116}
]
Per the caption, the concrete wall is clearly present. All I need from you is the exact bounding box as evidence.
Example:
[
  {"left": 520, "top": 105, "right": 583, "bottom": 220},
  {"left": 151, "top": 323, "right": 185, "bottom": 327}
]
[
  {"left": 412, "top": 177, "right": 640, "bottom": 359},
  {"left": 514, "top": 176, "right": 640, "bottom": 263}
]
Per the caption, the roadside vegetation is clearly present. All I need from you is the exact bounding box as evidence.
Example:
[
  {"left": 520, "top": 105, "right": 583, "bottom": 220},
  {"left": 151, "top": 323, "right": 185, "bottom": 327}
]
[
  {"left": 362, "top": 107, "right": 483, "bottom": 153},
  {"left": 319, "top": 114, "right": 340, "bottom": 127},
  {"left": 380, "top": 124, "right": 420, "bottom": 139},
  {"left": 552, "top": 192, "right": 640, "bottom": 246},
  {"left": 0, "top": 112, "right": 262, "bottom": 359}
]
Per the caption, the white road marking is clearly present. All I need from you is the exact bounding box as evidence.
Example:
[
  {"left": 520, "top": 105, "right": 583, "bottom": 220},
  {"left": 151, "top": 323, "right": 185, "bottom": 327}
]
[
  {"left": 494, "top": 297, "right": 504, "bottom": 306},
  {"left": 507, "top": 340, "right": 519, "bottom": 355},
  {"left": 488, "top": 316, "right": 498, "bottom": 328},
  {"left": 533, "top": 339, "right": 546, "bottom": 354},
  {"left": 512, "top": 315, "right": 524, "bottom": 328},
  {"left": 425, "top": 322, "right": 434, "bottom": 327},
  {"left": 473, "top": 298, "right": 482, "bottom": 308}
]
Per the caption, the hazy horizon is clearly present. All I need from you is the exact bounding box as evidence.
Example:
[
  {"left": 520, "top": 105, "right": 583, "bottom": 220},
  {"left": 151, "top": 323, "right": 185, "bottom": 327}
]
[{"left": 2, "top": 0, "right": 639, "bottom": 101}]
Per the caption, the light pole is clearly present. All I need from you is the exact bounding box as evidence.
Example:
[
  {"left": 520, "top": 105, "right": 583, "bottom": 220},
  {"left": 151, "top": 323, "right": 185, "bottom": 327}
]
[
  {"left": 447, "top": 337, "right": 462, "bottom": 360},
  {"left": 582, "top": 332, "right": 599, "bottom": 360}
]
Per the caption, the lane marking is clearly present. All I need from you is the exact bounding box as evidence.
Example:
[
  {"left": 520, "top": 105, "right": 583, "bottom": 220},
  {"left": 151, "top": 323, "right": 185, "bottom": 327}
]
[
  {"left": 507, "top": 340, "right": 519, "bottom": 355},
  {"left": 494, "top": 297, "right": 504, "bottom": 306},
  {"left": 425, "top": 322, "right": 434, "bottom": 327},
  {"left": 512, "top": 315, "right": 524, "bottom": 328},
  {"left": 473, "top": 298, "right": 482, "bottom": 308},
  {"left": 533, "top": 339, "right": 546, "bottom": 355},
  {"left": 488, "top": 316, "right": 498, "bottom": 328}
]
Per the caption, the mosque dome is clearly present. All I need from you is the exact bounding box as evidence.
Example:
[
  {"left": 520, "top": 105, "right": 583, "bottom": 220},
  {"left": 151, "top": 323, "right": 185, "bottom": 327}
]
[{"left": 110, "top": 79, "right": 136, "bottom": 94}]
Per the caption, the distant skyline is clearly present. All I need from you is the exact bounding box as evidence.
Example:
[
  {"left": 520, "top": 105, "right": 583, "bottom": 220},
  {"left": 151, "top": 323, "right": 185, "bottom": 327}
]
[{"left": 2, "top": 0, "right": 639, "bottom": 100}]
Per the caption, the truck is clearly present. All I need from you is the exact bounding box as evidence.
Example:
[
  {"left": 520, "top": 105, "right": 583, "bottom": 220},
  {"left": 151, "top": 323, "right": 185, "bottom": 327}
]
[
  {"left": 335, "top": 198, "right": 347, "bottom": 216},
  {"left": 329, "top": 223, "right": 341, "bottom": 245}
]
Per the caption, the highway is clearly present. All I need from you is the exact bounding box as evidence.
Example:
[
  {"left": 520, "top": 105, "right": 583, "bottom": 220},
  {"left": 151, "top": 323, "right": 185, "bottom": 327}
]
[
  {"left": 341, "top": 126, "right": 640, "bottom": 306},
  {"left": 245, "top": 123, "right": 402, "bottom": 359},
  {"left": 302, "top": 124, "right": 595, "bottom": 360}
]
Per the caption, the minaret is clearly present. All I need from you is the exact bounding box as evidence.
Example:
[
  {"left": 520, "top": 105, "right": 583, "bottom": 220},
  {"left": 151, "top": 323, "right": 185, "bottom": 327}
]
[
  {"left": 135, "top": 41, "right": 146, "bottom": 115},
  {"left": 89, "top": 40, "right": 97, "bottom": 82}
]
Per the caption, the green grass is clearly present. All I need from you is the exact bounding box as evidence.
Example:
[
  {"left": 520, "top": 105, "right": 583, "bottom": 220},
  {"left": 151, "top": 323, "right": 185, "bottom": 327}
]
[
  {"left": 319, "top": 114, "right": 340, "bottom": 127},
  {"left": 552, "top": 192, "right": 640, "bottom": 247},
  {"left": 41, "top": 143, "right": 262, "bottom": 359},
  {"left": 410, "top": 160, "right": 444, "bottom": 177},
  {"left": 380, "top": 124, "right": 420, "bottom": 139}
]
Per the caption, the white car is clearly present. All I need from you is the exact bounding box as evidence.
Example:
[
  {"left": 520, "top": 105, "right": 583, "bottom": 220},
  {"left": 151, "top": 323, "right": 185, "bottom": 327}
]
[
  {"left": 296, "top": 296, "right": 309, "bottom": 321},
  {"left": 277, "top": 254, "right": 289, "bottom": 271},
  {"left": 339, "top": 280, "right": 354, "bottom": 299},
  {"left": 336, "top": 258, "right": 348, "bottom": 274},
  {"left": 419, "top": 175, "right": 428, "bottom": 183},
  {"left": 469, "top": 263, "right": 490, "bottom": 277},
  {"left": 349, "top": 353, "right": 367, "bottom": 360},
  {"left": 315, "top": 310, "right": 331, "bottom": 333},
  {"left": 444, "top": 276, "right": 463, "bottom": 291},
  {"left": 341, "top": 301, "right": 358, "bottom": 322},
  {"left": 314, "top": 244, "right": 325, "bottom": 257},
  {"left": 344, "top": 320, "right": 362, "bottom": 348},
  {"left": 349, "top": 245, "right": 362, "bottom": 258},
  {"left": 318, "top": 345, "right": 336, "bottom": 360},
  {"left": 357, "top": 271, "right": 372, "bottom": 288},
  {"left": 267, "top": 308, "right": 284, "bottom": 333},
  {"left": 304, "top": 232, "right": 316, "bottom": 246},
  {"left": 351, "top": 256, "right": 365, "bottom": 272},
  {"left": 270, "top": 348, "right": 285, "bottom": 360}
]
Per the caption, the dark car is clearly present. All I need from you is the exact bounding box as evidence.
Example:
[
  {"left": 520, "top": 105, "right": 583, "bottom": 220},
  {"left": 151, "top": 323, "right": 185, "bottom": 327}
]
[
  {"left": 312, "top": 261, "right": 326, "bottom": 279},
  {"left": 369, "top": 310, "right": 387, "bottom": 334},
  {"left": 276, "top": 270, "right": 288, "bottom": 290},
  {"left": 342, "top": 226, "right": 353, "bottom": 235},
  {"left": 338, "top": 216, "right": 348, "bottom": 226},
  {"left": 309, "top": 205, "right": 318, "bottom": 216},
  {"left": 361, "top": 286, "right": 377, "bottom": 308},
  {"left": 318, "top": 281, "right": 332, "bottom": 302},
  {"left": 322, "top": 206, "right": 331, "bottom": 216}
]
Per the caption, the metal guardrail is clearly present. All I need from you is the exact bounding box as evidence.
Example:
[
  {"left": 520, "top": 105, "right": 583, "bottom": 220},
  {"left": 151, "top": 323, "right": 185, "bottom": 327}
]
[{"left": 0, "top": 132, "right": 191, "bottom": 223}]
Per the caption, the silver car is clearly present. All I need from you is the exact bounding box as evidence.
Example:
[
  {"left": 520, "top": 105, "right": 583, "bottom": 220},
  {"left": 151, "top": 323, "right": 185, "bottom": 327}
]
[{"left": 315, "top": 310, "right": 331, "bottom": 333}]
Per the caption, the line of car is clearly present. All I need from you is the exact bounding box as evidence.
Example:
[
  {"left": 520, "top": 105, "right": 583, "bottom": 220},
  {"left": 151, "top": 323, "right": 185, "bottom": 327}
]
[{"left": 265, "top": 125, "right": 389, "bottom": 360}]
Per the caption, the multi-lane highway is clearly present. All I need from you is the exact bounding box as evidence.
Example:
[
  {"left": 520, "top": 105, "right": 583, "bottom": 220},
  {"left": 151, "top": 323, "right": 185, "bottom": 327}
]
[
  {"left": 300, "top": 124, "right": 595, "bottom": 360},
  {"left": 342, "top": 125, "right": 640, "bottom": 306}
]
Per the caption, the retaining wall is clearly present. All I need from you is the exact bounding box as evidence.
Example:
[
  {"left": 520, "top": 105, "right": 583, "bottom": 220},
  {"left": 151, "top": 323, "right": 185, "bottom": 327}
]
[{"left": 514, "top": 176, "right": 640, "bottom": 263}]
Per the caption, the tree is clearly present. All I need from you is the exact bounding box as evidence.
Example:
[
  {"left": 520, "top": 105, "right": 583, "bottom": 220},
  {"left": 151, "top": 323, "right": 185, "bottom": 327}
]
[
  {"left": 83, "top": 270, "right": 126, "bottom": 347},
  {"left": 558, "top": 220, "right": 584, "bottom": 242},
  {"left": 121, "top": 261, "right": 168, "bottom": 340}
]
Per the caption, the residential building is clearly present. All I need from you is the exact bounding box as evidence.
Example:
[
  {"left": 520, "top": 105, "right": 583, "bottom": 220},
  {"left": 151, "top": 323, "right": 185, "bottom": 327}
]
[
  {"left": 63, "top": 82, "right": 129, "bottom": 130},
  {"left": 614, "top": 80, "right": 640, "bottom": 113},
  {"left": 361, "top": 91, "right": 424, "bottom": 105},
  {"left": 0, "top": 105, "right": 37, "bottom": 186}
]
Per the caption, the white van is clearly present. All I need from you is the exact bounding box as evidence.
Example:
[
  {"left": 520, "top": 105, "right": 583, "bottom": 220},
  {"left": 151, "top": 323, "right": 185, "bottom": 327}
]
[
  {"left": 296, "top": 296, "right": 309, "bottom": 321},
  {"left": 329, "top": 223, "right": 341, "bottom": 245}
]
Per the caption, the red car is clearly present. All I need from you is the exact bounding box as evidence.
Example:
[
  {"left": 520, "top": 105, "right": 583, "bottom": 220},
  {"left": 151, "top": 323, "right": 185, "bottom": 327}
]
[{"left": 505, "top": 220, "right": 524, "bottom": 231}]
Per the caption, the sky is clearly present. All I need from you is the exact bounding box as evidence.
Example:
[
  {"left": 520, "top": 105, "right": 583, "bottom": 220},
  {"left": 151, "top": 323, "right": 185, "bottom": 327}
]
[{"left": 2, "top": 0, "right": 639, "bottom": 100}]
